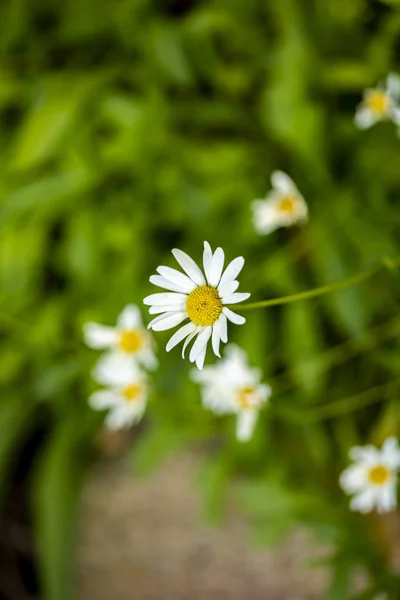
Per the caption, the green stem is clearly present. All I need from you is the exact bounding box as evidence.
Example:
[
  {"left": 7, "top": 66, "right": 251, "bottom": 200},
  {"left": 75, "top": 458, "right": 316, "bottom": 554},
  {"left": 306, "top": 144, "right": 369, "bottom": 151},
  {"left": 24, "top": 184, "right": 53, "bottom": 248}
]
[
  {"left": 235, "top": 256, "right": 399, "bottom": 312},
  {"left": 270, "top": 314, "right": 400, "bottom": 398},
  {"left": 277, "top": 377, "right": 400, "bottom": 423}
]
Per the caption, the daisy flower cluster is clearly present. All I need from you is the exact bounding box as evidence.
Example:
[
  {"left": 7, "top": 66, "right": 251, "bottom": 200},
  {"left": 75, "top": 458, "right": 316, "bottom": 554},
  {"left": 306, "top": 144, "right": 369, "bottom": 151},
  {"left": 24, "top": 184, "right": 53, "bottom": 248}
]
[
  {"left": 354, "top": 73, "right": 400, "bottom": 132},
  {"left": 340, "top": 437, "right": 400, "bottom": 514},
  {"left": 83, "top": 304, "right": 157, "bottom": 430},
  {"left": 251, "top": 170, "right": 308, "bottom": 235},
  {"left": 144, "top": 242, "right": 250, "bottom": 370},
  {"left": 82, "top": 72, "right": 400, "bottom": 515},
  {"left": 191, "top": 344, "right": 271, "bottom": 442}
]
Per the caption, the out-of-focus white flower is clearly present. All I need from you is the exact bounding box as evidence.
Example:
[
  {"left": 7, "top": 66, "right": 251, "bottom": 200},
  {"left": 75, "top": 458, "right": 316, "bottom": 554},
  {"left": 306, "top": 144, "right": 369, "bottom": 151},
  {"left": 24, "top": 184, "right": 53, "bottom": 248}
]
[
  {"left": 251, "top": 171, "right": 308, "bottom": 235},
  {"left": 354, "top": 73, "right": 400, "bottom": 130},
  {"left": 83, "top": 304, "right": 157, "bottom": 369},
  {"left": 143, "top": 243, "right": 250, "bottom": 370},
  {"left": 340, "top": 437, "right": 400, "bottom": 514},
  {"left": 191, "top": 344, "right": 271, "bottom": 442},
  {"left": 89, "top": 359, "right": 148, "bottom": 430}
]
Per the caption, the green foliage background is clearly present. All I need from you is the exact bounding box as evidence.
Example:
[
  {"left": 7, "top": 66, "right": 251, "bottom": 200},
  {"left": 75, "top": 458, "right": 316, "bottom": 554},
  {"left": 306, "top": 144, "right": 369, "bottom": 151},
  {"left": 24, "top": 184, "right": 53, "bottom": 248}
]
[{"left": 1, "top": 0, "right": 400, "bottom": 598}]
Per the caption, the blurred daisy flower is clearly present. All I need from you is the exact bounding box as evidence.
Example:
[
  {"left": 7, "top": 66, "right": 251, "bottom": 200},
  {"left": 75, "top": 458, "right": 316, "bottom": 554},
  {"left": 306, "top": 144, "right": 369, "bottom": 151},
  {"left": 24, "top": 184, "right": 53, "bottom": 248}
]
[
  {"left": 340, "top": 437, "right": 400, "bottom": 514},
  {"left": 251, "top": 171, "right": 308, "bottom": 235},
  {"left": 83, "top": 304, "right": 157, "bottom": 370},
  {"left": 143, "top": 243, "right": 250, "bottom": 370},
  {"left": 89, "top": 354, "right": 148, "bottom": 430},
  {"left": 354, "top": 73, "right": 400, "bottom": 130},
  {"left": 191, "top": 345, "right": 271, "bottom": 442}
]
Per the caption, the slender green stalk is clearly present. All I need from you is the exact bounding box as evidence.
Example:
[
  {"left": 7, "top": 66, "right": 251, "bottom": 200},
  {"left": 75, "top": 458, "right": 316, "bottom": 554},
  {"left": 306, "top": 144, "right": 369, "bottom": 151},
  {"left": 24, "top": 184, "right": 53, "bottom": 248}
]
[
  {"left": 270, "top": 314, "right": 400, "bottom": 397},
  {"left": 308, "top": 377, "right": 400, "bottom": 421},
  {"left": 235, "top": 256, "right": 399, "bottom": 312},
  {"left": 277, "top": 377, "right": 400, "bottom": 423}
]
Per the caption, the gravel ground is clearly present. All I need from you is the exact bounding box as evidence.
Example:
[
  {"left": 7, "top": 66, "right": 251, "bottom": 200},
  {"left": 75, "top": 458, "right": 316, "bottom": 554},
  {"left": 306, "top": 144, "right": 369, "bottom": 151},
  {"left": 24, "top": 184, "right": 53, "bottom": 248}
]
[{"left": 77, "top": 450, "right": 328, "bottom": 600}]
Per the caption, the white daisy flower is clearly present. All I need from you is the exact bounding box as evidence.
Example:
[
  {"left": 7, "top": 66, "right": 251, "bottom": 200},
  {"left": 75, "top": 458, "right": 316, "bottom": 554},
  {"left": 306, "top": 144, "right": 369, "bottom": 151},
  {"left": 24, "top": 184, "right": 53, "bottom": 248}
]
[
  {"left": 354, "top": 73, "right": 400, "bottom": 130},
  {"left": 83, "top": 304, "right": 157, "bottom": 370},
  {"left": 251, "top": 171, "right": 308, "bottom": 235},
  {"left": 89, "top": 358, "right": 148, "bottom": 430},
  {"left": 191, "top": 344, "right": 271, "bottom": 442},
  {"left": 339, "top": 437, "right": 400, "bottom": 514},
  {"left": 143, "top": 242, "right": 250, "bottom": 370}
]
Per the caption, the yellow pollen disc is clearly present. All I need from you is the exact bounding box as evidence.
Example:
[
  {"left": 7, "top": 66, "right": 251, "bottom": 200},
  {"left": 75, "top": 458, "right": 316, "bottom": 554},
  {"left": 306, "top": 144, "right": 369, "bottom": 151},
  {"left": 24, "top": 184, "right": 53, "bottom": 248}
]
[
  {"left": 122, "top": 384, "right": 142, "bottom": 403},
  {"left": 366, "top": 90, "right": 391, "bottom": 116},
  {"left": 278, "top": 194, "right": 297, "bottom": 215},
  {"left": 118, "top": 329, "right": 144, "bottom": 354},
  {"left": 186, "top": 285, "right": 223, "bottom": 326},
  {"left": 367, "top": 464, "right": 391, "bottom": 486},
  {"left": 237, "top": 385, "right": 258, "bottom": 409}
]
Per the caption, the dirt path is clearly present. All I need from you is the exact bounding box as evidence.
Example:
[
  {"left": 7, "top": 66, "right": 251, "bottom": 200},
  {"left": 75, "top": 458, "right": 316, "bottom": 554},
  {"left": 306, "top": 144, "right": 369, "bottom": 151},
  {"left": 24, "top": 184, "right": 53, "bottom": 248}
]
[{"left": 77, "top": 451, "right": 328, "bottom": 600}]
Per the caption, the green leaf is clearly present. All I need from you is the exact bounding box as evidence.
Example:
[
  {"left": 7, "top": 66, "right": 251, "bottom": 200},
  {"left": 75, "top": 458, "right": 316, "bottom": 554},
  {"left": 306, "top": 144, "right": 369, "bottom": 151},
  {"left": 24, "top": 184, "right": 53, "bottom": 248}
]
[
  {"left": 9, "top": 77, "right": 99, "bottom": 171},
  {"left": 262, "top": 0, "right": 323, "bottom": 161},
  {"left": 151, "top": 24, "right": 192, "bottom": 83},
  {"left": 32, "top": 416, "right": 92, "bottom": 600},
  {"left": 283, "top": 302, "right": 325, "bottom": 398},
  {"left": 0, "top": 397, "right": 34, "bottom": 514}
]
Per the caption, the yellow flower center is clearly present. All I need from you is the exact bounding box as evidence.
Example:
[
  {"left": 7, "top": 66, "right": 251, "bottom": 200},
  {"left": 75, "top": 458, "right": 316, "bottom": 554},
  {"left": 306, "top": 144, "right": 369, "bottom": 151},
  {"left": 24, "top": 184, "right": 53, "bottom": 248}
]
[
  {"left": 365, "top": 90, "right": 391, "bottom": 116},
  {"left": 122, "top": 384, "right": 143, "bottom": 403},
  {"left": 237, "top": 385, "right": 258, "bottom": 409},
  {"left": 186, "top": 285, "right": 223, "bottom": 326},
  {"left": 367, "top": 464, "right": 391, "bottom": 486},
  {"left": 278, "top": 194, "right": 297, "bottom": 215},
  {"left": 118, "top": 329, "right": 144, "bottom": 354}
]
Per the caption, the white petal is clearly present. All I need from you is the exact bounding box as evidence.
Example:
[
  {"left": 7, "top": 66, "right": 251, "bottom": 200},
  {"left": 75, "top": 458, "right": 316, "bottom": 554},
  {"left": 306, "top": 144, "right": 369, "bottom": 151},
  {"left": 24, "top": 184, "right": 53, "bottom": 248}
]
[
  {"left": 224, "top": 343, "right": 248, "bottom": 363},
  {"left": 339, "top": 465, "right": 367, "bottom": 493},
  {"left": 201, "top": 386, "right": 237, "bottom": 414},
  {"left": 390, "top": 106, "right": 400, "bottom": 126},
  {"left": 143, "top": 292, "right": 188, "bottom": 306},
  {"left": 354, "top": 107, "right": 378, "bottom": 129},
  {"left": 182, "top": 327, "right": 201, "bottom": 358},
  {"left": 222, "top": 292, "right": 251, "bottom": 305},
  {"left": 140, "top": 348, "right": 158, "bottom": 370},
  {"left": 105, "top": 406, "right": 134, "bottom": 430},
  {"left": 195, "top": 344, "right": 208, "bottom": 370},
  {"left": 218, "top": 280, "right": 239, "bottom": 297},
  {"left": 89, "top": 389, "right": 119, "bottom": 410},
  {"left": 387, "top": 73, "right": 400, "bottom": 100},
  {"left": 117, "top": 304, "right": 141, "bottom": 329},
  {"left": 219, "top": 257, "right": 245, "bottom": 288},
  {"left": 349, "top": 445, "right": 380, "bottom": 464},
  {"left": 350, "top": 489, "right": 376, "bottom": 513},
  {"left": 218, "top": 313, "right": 228, "bottom": 343},
  {"left": 147, "top": 312, "right": 178, "bottom": 329},
  {"left": 157, "top": 266, "right": 197, "bottom": 293},
  {"left": 376, "top": 484, "right": 397, "bottom": 513},
  {"left": 189, "top": 326, "right": 212, "bottom": 363},
  {"left": 149, "top": 303, "right": 186, "bottom": 314},
  {"left": 83, "top": 322, "right": 117, "bottom": 349},
  {"left": 271, "top": 170, "right": 295, "bottom": 194},
  {"left": 211, "top": 322, "right": 221, "bottom": 357},
  {"left": 222, "top": 307, "right": 246, "bottom": 325},
  {"left": 207, "top": 247, "right": 225, "bottom": 287},
  {"left": 203, "top": 241, "right": 213, "bottom": 281},
  {"left": 236, "top": 410, "right": 258, "bottom": 442},
  {"left": 172, "top": 249, "right": 206, "bottom": 286},
  {"left": 166, "top": 322, "right": 197, "bottom": 352},
  {"left": 149, "top": 274, "right": 187, "bottom": 293},
  {"left": 381, "top": 437, "right": 400, "bottom": 469},
  {"left": 151, "top": 312, "right": 187, "bottom": 332},
  {"left": 259, "top": 384, "right": 272, "bottom": 403},
  {"left": 92, "top": 353, "right": 142, "bottom": 386},
  {"left": 252, "top": 202, "right": 282, "bottom": 235}
]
